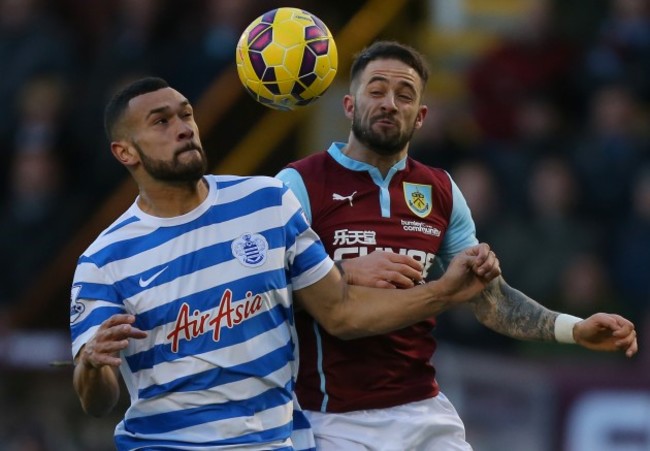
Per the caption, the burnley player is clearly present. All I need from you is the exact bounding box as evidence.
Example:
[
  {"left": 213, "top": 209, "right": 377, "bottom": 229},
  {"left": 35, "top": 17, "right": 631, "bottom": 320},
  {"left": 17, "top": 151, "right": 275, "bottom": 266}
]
[{"left": 276, "top": 41, "right": 638, "bottom": 450}]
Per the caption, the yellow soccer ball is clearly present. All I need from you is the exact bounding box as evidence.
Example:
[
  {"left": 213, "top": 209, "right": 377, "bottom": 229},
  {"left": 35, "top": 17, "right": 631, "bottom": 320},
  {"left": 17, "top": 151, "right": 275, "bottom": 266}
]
[{"left": 235, "top": 7, "right": 338, "bottom": 111}]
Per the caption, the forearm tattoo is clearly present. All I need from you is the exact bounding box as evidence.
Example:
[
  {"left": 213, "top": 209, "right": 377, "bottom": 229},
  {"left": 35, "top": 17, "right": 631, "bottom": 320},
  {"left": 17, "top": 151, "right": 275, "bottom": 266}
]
[{"left": 471, "top": 277, "right": 558, "bottom": 342}]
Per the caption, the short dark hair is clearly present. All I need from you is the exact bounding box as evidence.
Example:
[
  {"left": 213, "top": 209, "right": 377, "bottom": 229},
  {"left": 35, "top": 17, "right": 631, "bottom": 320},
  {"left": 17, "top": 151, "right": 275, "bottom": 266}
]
[
  {"left": 104, "top": 77, "right": 170, "bottom": 141},
  {"left": 349, "top": 41, "right": 429, "bottom": 89}
]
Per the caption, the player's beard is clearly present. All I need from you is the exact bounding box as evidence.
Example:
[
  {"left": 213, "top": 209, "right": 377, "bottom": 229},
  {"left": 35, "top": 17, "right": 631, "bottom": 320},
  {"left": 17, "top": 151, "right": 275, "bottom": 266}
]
[
  {"left": 351, "top": 108, "right": 416, "bottom": 156},
  {"left": 134, "top": 141, "right": 207, "bottom": 182}
]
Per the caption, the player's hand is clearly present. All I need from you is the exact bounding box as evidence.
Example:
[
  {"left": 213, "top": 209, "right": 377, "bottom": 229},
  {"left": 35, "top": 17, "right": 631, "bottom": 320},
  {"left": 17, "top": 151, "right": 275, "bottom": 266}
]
[
  {"left": 340, "top": 251, "right": 423, "bottom": 289},
  {"left": 464, "top": 242, "right": 501, "bottom": 280},
  {"left": 434, "top": 243, "right": 501, "bottom": 303},
  {"left": 574, "top": 313, "right": 638, "bottom": 357},
  {"left": 78, "top": 314, "right": 147, "bottom": 369}
]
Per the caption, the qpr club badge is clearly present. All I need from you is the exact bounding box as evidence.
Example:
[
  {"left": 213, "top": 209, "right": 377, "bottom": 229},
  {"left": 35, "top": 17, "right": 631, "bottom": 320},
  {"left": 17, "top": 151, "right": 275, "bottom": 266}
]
[
  {"left": 232, "top": 233, "right": 268, "bottom": 267},
  {"left": 70, "top": 284, "right": 85, "bottom": 324},
  {"left": 403, "top": 182, "right": 432, "bottom": 218}
]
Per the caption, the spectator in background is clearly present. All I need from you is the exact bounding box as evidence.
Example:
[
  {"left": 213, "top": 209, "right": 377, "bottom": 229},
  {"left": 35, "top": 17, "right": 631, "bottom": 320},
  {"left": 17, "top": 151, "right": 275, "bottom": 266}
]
[
  {"left": 557, "top": 253, "right": 622, "bottom": 319},
  {"left": 570, "top": 82, "right": 649, "bottom": 224},
  {"left": 466, "top": 0, "right": 576, "bottom": 143},
  {"left": 409, "top": 94, "right": 481, "bottom": 172},
  {"left": 10, "top": 75, "right": 81, "bottom": 190},
  {"left": 495, "top": 155, "right": 601, "bottom": 305},
  {"left": 160, "top": 0, "right": 255, "bottom": 102},
  {"left": 75, "top": 0, "right": 170, "bottom": 199},
  {"left": 481, "top": 92, "right": 572, "bottom": 213},
  {"left": 583, "top": 0, "right": 650, "bottom": 103},
  {"left": 0, "top": 149, "right": 72, "bottom": 306},
  {"left": 0, "top": 0, "right": 75, "bottom": 194},
  {"left": 86, "top": 0, "right": 168, "bottom": 87},
  {"left": 435, "top": 159, "right": 516, "bottom": 352},
  {"left": 518, "top": 251, "right": 625, "bottom": 359},
  {"left": 611, "top": 165, "right": 650, "bottom": 319},
  {"left": 449, "top": 160, "right": 504, "bottom": 259},
  {"left": 0, "top": 75, "right": 82, "bottom": 306}
]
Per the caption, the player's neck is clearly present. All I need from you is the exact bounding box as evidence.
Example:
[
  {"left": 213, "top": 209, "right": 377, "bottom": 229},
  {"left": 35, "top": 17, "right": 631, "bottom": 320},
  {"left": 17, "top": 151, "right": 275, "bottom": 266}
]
[
  {"left": 137, "top": 177, "right": 209, "bottom": 218},
  {"left": 343, "top": 139, "right": 408, "bottom": 178}
]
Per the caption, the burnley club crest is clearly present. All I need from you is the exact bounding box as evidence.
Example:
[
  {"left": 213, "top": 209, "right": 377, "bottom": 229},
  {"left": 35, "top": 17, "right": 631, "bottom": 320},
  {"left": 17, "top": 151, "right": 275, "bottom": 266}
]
[{"left": 403, "top": 183, "right": 432, "bottom": 218}]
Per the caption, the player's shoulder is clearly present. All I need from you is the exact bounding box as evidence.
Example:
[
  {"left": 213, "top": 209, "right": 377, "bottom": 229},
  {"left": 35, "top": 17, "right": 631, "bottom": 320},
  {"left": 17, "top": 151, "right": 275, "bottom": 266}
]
[
  {"left": 407, "top": 158, "right": 452, "bottom": 183},
  {"left": 407, "top": 157, "right": 446, "bottom": 173},
  {"left": 81, "top": 208, "right": 142, "bottom": 260},
  {"left": 209, "top": 174, "right": 284, "bottom": 191},
  {"left": 286, "top": 150, "right": 330, "bottom": 172}
]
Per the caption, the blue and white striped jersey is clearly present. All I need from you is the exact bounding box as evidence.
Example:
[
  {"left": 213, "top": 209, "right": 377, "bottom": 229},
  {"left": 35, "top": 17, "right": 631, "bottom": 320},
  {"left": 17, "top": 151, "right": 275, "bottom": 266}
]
[{"left": 70, "top": 175, "right": 331, "bottom": 450}]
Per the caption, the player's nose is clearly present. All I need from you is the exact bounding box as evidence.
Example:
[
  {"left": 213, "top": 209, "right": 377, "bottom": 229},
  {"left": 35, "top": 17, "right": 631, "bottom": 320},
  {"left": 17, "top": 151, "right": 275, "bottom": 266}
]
[
  {"left": 177, "top": 121, "right": 195, "bottom": 140},
  {"left": 380, "top": 93, "right": 398, "bottom": 112}
]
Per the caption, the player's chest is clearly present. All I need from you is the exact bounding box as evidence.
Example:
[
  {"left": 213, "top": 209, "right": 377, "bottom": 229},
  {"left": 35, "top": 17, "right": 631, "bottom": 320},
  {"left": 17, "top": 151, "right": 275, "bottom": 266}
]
[{"left": 314, "top": 181, "right": 448, "bottom": 254}]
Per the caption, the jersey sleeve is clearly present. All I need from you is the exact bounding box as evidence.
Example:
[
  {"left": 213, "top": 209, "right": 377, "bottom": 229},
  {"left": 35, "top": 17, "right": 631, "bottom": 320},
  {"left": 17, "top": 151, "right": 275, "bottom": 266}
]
[
  {"left": 437, "top": 173, "right": 479, "bottom": 269},
  {"left": 69, "top": 258, "right": 126, "bottom": 359},
  {"left": 280, "top": 184, "right": 333, "bottom": 290},
  {"left": 276, "top": 167, "right": 313, "bottom": 223}
]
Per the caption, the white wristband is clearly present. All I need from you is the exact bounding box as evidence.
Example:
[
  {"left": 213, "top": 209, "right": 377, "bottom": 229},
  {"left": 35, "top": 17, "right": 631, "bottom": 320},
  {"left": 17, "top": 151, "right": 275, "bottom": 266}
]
[{"left": 554, "top": 314, "right": 582, "bottom": 344}]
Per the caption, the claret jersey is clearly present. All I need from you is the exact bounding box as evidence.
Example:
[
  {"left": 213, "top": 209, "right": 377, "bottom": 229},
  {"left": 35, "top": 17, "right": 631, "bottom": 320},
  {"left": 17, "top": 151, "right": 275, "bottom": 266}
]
[{"left": 277, "top": 142, "right": 478, "bottom": 413}]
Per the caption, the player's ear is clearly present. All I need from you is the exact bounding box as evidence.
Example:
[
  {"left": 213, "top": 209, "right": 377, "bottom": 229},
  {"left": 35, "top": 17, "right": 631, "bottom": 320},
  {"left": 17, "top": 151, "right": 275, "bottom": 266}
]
[
  {"left": 111, "top": 141, "right": 139, "bottom": 167},
  {"left": 343, "top": 94, "right": 354, "bottom": 119},
  {"left": 414, "top": 104, "right": 428, "bottom": 130}
]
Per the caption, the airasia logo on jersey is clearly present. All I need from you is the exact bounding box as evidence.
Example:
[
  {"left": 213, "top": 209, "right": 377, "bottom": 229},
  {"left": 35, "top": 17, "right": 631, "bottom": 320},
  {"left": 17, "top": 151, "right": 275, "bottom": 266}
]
[{"left": 166, "top": 289, "right": 263, "bottom": 353}]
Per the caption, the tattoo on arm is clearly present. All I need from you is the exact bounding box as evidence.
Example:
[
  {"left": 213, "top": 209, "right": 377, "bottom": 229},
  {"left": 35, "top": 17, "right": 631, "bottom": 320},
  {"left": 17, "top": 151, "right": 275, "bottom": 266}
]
[{"left": 471, "top": 277, "right": 558, "bottom": 342}]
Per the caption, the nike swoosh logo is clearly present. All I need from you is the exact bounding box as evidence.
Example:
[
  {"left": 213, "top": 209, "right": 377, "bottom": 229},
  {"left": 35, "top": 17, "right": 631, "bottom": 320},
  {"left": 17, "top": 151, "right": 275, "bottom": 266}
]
[{"left": 139, "top": 266, "right": 169, "bottom": 288}]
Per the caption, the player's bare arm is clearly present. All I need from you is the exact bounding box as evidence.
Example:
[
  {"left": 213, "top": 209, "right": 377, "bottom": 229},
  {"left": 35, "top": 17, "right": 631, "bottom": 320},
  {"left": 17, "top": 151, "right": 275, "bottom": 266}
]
[
  {"left": 73, "top": 313, "right": 147, "bottom": 417},
  {"left": 471, "top": 277, "right": 557, "bottom": 341},
  {"left": 471, "top": 279, "right": 639, "bottom": 357},
  {"left": 297, "top": 243, "right": 500, "bottom": 339}
]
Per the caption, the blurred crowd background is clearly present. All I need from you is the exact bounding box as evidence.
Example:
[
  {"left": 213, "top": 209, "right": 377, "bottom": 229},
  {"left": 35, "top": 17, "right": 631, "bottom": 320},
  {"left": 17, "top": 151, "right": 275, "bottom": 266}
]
[{"left": 0, "top": 0, "right": 649, "bottom": 450}]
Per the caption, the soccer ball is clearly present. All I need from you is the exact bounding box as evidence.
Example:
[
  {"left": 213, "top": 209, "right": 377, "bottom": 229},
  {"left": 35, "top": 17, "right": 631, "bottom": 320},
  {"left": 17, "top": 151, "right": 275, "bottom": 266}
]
[{"left": 235, "top": 7, "right": 338, "bottom": 111}]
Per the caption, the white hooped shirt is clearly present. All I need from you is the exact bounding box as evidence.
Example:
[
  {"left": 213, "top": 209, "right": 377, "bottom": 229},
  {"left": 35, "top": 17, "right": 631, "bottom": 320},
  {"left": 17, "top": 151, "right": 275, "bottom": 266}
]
[{"left": 70, "top": 175, "right": 330, "bottom": 450}]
